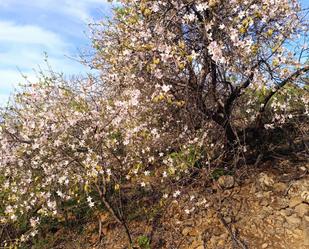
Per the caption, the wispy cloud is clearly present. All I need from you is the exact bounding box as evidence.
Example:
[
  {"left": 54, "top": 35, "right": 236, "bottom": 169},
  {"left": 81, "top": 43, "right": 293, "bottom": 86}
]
[
  {"left": 0, "top": 0, "right": 110, "bottom": 22},
  {"left": 0, "top": 20, "right": 83, "bottom": 76},
  {"left": 62, "top": 0, "right": 104, "bottom": 22},
  {"left": 0, "top": 0, "right": 112, "bottom": 106},
  {"left": 0, "top": 21, "right": 68, "bottom": 50}
]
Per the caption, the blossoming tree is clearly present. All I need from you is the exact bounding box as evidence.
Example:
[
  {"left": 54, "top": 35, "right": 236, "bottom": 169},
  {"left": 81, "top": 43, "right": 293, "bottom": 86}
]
[
  {"left": 92, "top": 0, "right": 308, "bottom": 146},
  {"left": 0, "top": 0, "right": 308, "bottom": 247}
]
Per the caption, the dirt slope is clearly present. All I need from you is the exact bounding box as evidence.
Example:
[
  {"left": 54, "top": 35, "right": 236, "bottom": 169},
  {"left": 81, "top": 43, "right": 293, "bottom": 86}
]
[{"left": 36, "top": 160, "right": 309, "bottom": 249}]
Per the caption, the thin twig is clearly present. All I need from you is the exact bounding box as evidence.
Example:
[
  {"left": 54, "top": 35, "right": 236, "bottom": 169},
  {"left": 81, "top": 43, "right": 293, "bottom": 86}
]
[{"left": 217, "top": 212, "right": 249, "bottom": 249}]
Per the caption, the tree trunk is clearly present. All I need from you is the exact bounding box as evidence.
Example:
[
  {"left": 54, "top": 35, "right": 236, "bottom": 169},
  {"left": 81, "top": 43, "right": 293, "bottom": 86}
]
[
  {"left": 224, "top": 120, "right": 237, "bottom": 148},
  {"left": 212, "top": 111, "right": 238, "bottom": 150}
]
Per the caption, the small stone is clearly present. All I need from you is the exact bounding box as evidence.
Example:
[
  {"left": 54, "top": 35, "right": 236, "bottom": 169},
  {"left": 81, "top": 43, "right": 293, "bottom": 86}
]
[
  {"left": 182, "top": 227, "right": 191, "bottom": 236},
  {"left": 301, "top": 191, "right": 309, "bottom": 203},
  {"left": 258, "top": 173, "right": 274, "bottom": 190},
  {"left": 289, "top": 197, "right": 303, "bottom": 208},
  {"left": 295, "top": 203, "right": 309, "bottom": 217},
  {"left": 260, "top": 198, "right": 269, "bottom": 207},
  {"left": 271, "top": 198, "right": 288, "bottom": 210},
  {"left": 285, "top": 216, "right": 301, "bottom": 226},
  {"left": 182, "top": 227, "right": 200, "bottom": 237},
  {"left": 223, "top": 216, "right": 232, "bottom": 224},
  {"left": 273, "top": 182, "right": 287, "bottom": 193},
  {"left": 218, "top": 175, "right": 235, "bottom": 189},
  {"left": 280, "top": 208, "right": 293, "bottom": 217},
  {"left": 262, "top": 243, "right": 268, "bottom": 248}
]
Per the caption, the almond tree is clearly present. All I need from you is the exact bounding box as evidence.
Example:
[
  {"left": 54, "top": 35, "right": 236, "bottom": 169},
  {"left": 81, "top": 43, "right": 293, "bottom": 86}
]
[
  {"left": 92, "top": 0, "right": 308, "bottom": 148},
  {"left": 0, "top": 0, "right": 308, "bottom": 247}
]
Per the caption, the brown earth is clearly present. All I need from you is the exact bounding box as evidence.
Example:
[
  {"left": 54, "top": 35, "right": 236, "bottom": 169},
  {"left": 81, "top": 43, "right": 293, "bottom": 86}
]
[{"left": 36, "top": 160, "right": 309, "bottom": 249}]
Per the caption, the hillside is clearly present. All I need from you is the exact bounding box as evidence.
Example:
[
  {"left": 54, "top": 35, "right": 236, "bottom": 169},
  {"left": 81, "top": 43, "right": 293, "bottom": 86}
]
[{"left": 27, "top": 159, "right": 309, "bottom": 249}]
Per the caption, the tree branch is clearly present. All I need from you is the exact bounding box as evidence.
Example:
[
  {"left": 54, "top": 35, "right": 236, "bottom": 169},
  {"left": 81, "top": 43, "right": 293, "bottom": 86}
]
[{"left": 257, "top": 65, "right": 309, "bottom": 124}]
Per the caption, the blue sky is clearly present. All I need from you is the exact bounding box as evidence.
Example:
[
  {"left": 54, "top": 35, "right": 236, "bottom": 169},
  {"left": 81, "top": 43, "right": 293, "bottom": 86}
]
[
  {"left": 0, "top": 0, "right": 113, "bottom": 105},
  {"left": 0, "top": 1, "right": 308, "bottom": 106}
]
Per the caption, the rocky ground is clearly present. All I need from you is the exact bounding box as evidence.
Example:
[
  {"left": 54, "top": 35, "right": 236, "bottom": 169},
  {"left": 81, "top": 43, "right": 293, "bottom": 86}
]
[{"left": 37, "top": 159, "right": 309, "bottom": 249}]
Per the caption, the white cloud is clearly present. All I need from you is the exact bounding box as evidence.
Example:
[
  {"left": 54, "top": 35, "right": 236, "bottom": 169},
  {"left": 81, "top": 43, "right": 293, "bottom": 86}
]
[
  {"left": 0, "top": 20, "right": 82, "bottom": 81},
  {"left": 63, "top": 0, "right": 110, "bottom": 21},
  {"left": 0, "top": 0, "right": 111, "bottom": 106},
  {"left": 0, "top": 0, "right": 110, "bottom": 22},
  {"left": 0, "top": 21, "right": 87, "bottom": 107},
  {"left": 0, "top": 48, "right": 85, "bottom": 73},
  {"left": 0, "top": 21, "right": 68, "bottom": 50}
]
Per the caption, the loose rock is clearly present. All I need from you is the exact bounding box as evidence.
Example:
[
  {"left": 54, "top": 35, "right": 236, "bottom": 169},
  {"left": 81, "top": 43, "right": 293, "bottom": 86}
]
[
  {"left": 218, "top": 175, "right": 235, "bottom": 189},
  {"left": 295, "top": 203, "right": 309, "bottom": 217},
  {"left": 182, "top": 227, "right": 200, "bottom": 237},
  {"left": 289, "top": 197, "right": 303, "bottom": 208},
  {"left": 258, "top": 173, "right": 274, "bottom": 190},
  {"left": 285, "top": 216, "right": 301, "bottom": 227},
  {"left": 273, "top": 182, "right": 287, "bottom": 193},
  {"left": 301, "top": 191, "right": 309, "bottom": 203}
]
